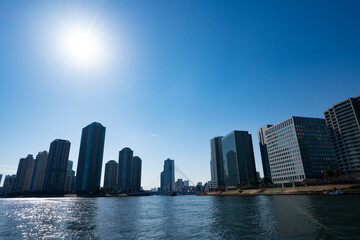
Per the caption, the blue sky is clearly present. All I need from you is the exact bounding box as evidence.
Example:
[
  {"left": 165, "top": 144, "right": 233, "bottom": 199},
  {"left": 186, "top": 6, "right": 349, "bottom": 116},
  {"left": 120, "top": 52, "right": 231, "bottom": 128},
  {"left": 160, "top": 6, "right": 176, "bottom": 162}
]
[{"left": 0, "top": 1, "right": 359, "bottom": 188}]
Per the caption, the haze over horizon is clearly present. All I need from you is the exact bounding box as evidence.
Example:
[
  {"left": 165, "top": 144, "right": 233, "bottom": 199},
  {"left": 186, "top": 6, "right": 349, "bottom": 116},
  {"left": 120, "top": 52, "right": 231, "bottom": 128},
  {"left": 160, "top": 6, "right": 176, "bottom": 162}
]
[{"left": 1, "top": 1, "right": 360, "bottom": 189}]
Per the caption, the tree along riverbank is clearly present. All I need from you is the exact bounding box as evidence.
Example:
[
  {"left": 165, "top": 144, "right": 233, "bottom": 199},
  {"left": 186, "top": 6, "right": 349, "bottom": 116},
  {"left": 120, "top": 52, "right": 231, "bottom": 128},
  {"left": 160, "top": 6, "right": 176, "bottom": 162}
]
[{"left": 206, "top": 184, "right": 360, "bottom": 196}]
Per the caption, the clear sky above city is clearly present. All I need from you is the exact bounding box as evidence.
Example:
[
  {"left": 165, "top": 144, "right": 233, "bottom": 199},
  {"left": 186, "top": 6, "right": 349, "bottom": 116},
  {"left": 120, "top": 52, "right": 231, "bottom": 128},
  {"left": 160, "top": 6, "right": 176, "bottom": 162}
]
[{"left": 1, "top": 1, "right": 359, "bottom": 189}]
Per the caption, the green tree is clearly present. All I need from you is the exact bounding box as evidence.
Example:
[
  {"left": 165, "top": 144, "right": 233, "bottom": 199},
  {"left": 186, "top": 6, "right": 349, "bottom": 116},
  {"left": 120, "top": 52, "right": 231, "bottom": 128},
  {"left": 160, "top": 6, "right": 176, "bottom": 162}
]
[
  {"left": 249, "top": 178, "right": 258, "bottom": 186},
  {"left": 334, "top": 168, "right": 344, "bottom": 177},
  {"left": 324, "top": 169, "right": 333, "bottom": 179}
]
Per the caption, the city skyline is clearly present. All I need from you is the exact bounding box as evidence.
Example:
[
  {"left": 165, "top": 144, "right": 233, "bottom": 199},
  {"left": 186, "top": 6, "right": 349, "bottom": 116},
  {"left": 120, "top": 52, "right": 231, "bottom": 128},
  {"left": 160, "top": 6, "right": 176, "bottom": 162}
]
[{"left": 1, "top": 1, "right": 360, "bottom": 189}]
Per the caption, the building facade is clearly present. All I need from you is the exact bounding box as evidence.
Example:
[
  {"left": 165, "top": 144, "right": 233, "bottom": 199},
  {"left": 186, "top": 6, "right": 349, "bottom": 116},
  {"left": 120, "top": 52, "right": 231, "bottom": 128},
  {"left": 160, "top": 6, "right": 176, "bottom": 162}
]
[
  {"left": 64, "top": 160, "right": 75, "bottom": 192},
  {"left": 2, "top": 175, "right": 16, "bottom": 195},
  {"left": 210, "top": 136, "right": 225, "bottom": 189},
  {"left": 118, "top": 147, "right": 134, "bottom": 193},
  {"left": 76, "top": 122, "right": 106, "bottom": 193},
  {"left": 131, "top": 156, "right": 142, "bottom": 193},
  {"left": 258, "top": 125, "right": 273, "bottom": 180},
  {"left": 262, "top": 116, "right": 337, "bottom": 184},
  {"left": 160, "top": 158, "right": 175, "bottom": 192},
  {"left": 13, "top": 154, "right": 35, "bottom": 194},
  {"left": 30, "top": 151, "right": 48, "bottom": 192},
  {"left": 43, "top": 139, "right": 71, "bottom": 193},
  {"left": 222, "top": 131, "right": 257, "bottom": 187},
  {"left": 104, "top": 160, "right": 118, "bottom": 191},
  {"left": 324, "top": 95, "right": 360, "bottom": 174}
]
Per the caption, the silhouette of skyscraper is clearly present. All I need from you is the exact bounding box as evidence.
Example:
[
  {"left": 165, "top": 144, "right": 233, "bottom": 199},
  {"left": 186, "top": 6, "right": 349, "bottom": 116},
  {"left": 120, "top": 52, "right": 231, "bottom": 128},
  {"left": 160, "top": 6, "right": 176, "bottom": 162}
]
[
  {"left": 160, "top": 159, "right": 175, "bottom": 192},
  {"left": 104, "top": 160, "right": 118, "bottom": 191},
  {"left": 258, "top": 125, "right": 273, "bottom": 180},
  {"left": 118, "top": 147, "right": 133, "bottom": 193},
  {"left": 30, "top": 151, "right": 48, "bottom": 192},
  {"left": 13, "top": 154, "right": 35, "bottom": 194},
  {"left": 76, "top": 122, "right": 106, "bottom": 193},
  {"left": 43, "top": 139, "right": 71, "bottom": 193},
  {"left": 210, "top": 136, "right": 225, "bottom": 189},
  {"left": 131, "top": 156, "right": 142, "bottom": 193}
]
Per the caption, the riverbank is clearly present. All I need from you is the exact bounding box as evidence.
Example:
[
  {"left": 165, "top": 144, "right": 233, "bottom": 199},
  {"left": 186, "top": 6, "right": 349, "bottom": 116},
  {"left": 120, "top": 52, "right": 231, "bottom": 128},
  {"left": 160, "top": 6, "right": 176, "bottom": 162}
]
[{"left": 207, "top": 184, "right": 360, "bottom": 196}]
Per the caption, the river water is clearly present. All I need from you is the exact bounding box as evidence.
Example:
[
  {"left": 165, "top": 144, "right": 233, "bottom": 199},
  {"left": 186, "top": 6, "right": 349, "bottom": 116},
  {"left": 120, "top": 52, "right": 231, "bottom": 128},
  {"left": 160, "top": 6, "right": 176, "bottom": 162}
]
[{"left": 0, "top": 195, "right": 359, "bottom": 239}]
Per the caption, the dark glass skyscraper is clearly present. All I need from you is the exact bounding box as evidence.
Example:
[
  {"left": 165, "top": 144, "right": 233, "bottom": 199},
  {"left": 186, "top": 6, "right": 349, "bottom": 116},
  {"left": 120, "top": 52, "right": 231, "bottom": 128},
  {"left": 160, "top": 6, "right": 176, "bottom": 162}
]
[
  {"left": 76, "top": 122, "right": 106, "bottom": 193},
  {"left": 118, "top": 147, "right": 133, "bottom": 193},
  {"left": 104, "top": 160, "right": 118, "bottom": 191},
  {"left": 210, "top": 136, "right": 225, "bottom": 189},
  {"left": 324, "top": 94, "right": 360, "bottom": 174},
  {"left": 30, "top": 151, "right": 48, "bottom": 192},
  {"left": 13, "top": 154, "right": 35, "bottom": 194},
  {"left": 222, "top": 131, "right": 257, "bottom": 187},
  {"left": 160, "top": 158, "right": 175, "bottom": 192},
  {"left": 258, "top": 125, "right": 273, "bottom": 180},
  {"left": 131, "top": 156, "right": 142, "bottom": 193},
  {"left": 43, "top": 139, "right": 71, "bottom": 193}
]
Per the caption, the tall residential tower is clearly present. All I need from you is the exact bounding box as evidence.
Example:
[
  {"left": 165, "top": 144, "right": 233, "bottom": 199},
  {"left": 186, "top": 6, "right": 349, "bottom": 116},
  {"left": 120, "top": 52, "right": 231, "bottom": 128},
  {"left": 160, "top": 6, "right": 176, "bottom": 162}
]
[
  {"left": 324, "top": 95, "right": 360, "bottom": 174},
  {"left": 43, "top": 139, "right": 71, "bottom": 193},
  {"left": 160, "top": 158, "right": 175, "bottom": 192},
  {"left": 76, "top": 122, "right": 106, "bottom": 193}
]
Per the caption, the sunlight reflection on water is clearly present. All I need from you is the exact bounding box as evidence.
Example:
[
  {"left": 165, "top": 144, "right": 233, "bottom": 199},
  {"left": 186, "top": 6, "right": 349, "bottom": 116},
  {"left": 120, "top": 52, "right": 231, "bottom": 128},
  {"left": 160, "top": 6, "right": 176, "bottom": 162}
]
[{"left": 1, "top": 195, "right": 360, "bottom": 239}]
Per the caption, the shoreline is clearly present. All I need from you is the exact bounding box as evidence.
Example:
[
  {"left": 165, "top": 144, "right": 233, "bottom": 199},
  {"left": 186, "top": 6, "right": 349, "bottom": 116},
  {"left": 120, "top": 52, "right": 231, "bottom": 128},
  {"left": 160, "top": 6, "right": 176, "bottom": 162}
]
[{"left": 206, "top": 184, "right": 360, "bottom": 196}]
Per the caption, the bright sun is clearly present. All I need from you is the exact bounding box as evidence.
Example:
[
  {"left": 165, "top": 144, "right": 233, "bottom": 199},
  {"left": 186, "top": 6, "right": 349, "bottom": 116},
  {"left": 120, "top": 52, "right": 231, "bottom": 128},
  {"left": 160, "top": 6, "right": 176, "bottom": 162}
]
[{"left": 59, "top": 24, "right": 105, "bottom": 68}]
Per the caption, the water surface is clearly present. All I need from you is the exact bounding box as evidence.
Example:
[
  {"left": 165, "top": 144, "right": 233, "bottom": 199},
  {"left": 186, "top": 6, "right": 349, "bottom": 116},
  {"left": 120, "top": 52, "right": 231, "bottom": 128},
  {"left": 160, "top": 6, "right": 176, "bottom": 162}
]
[{"left": 1, "top": 195, "right": 359, "bottom": 239}]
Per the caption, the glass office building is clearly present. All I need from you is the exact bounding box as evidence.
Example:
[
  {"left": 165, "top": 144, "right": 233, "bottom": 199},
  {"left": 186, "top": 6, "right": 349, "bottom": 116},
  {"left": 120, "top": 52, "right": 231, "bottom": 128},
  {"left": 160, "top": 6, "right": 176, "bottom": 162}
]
[
  {"left": 263, "top": 116, "right": 336, "bottom": 184},
  {"left": 222, "top": 131, "right": 257, "bottom": 187}
]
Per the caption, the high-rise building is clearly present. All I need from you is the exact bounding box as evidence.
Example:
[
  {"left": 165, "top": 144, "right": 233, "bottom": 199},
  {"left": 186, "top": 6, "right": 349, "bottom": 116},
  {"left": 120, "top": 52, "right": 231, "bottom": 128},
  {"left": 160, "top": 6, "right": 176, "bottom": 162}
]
[
  {"left": 117, "top": 147, "right": 133, "bottom": 193},
  {"left": 43, "top": 139, "right": 71, "bottom": 193},
  {"left": 13, "top": 154, "right": 35, "bottom": 194},
  {"left": 64, "top": 160, "right": 75, "bottom": 192},
  {"left": 0, "top": 174, "right": 2, "bottom": 186},
  {"left": 104, "top": 160, "right": 118, "bottom": 191},
  {"left": 2, "top": 175, "right": 16, "bottom": 195},
  {"left": 261, "top": 116, "right": 337, "bottom": 185},
  {"left": 210, "top": 136, "right": 225, "bottom": 189},
  {"left": 324, "top": 95, "right": 360, "bottom": 174},
  {"left": 30, "top": 151, "right": 48, "bottom": 192},
  {"left": 258, "top": 125, "right": 273, "bottom": 180},
  {"left": 131, "top": 156, "right": 142, "bottom": 193},
  {"left": 222, "top": 131, "right": 257, "bottom": 187},
  {"left": 160, "top": 158, "right": 175, "bottom": 192},
  {"left": 76, "top": 122, "right": 106, "bottom": 193}
]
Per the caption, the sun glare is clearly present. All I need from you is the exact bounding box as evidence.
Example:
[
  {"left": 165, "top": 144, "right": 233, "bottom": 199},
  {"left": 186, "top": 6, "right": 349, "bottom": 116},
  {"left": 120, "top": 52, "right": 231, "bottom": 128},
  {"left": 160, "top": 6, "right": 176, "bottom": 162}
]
[{"left": 59, "top": 23, "right": 106, "bottom": 69}]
